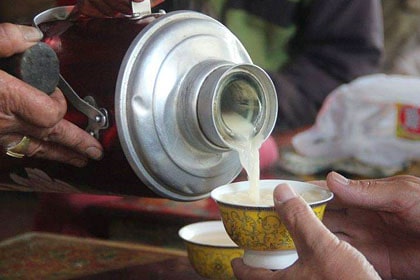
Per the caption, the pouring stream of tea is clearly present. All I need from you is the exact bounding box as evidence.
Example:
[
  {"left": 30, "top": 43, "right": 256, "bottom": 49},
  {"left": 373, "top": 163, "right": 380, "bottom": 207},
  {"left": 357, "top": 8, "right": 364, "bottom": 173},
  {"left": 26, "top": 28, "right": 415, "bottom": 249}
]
[{"left": 222, "top": 112, "right": 264, "bottom": 204}]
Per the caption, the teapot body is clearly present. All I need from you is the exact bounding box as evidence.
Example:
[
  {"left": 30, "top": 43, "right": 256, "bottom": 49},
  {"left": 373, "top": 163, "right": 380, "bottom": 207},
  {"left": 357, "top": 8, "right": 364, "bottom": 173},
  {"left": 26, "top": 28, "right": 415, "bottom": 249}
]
[{"left": 0, "top": 7, "right": 278, "bottom": 201}]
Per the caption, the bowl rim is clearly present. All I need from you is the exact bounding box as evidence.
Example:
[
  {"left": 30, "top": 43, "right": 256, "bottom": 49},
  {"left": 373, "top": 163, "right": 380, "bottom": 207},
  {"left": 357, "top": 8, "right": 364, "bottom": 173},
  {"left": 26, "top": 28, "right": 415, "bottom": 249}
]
[
  {"left": 178, "top": 220, "right": 240, "bottom": 248},
  {"left": 210, "top": 179, "right": 334, "bottom": 208}
]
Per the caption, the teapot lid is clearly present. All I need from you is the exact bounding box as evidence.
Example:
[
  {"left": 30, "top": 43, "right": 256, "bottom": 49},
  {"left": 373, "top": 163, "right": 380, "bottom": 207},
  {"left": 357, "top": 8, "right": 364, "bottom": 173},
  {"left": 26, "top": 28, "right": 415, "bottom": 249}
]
[{"left": 115, "top": 11, "right": 255, "bottom": 201}]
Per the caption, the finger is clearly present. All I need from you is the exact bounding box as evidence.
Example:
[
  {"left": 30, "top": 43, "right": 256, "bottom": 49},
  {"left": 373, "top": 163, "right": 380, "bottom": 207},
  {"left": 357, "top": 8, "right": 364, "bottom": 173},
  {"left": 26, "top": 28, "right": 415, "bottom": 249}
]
[
  {"left": 28, "top": 139, "right": 89, "bottom": 167},
  {"left": 307, "top": 180, "right": 328, "bottom": 189},
  {"left": 151, "top": 0, "right": 165, "bottom": 6},
  {"left": 106, "top": 0, "right": 133, "bottom": 14},
  {"left": 310, "top": 179, "right": 348, "bottom": 211},
  {"left": 78, "top": 0, "right": 116, "bottom": 17},
  {"left": 0, "top": 76, "right": 103, "bottom": 161},
  {"left": 2, "top": 134, "right": 88, "bottom": 167},
  {"left": 42, "top": 118, "right": 103, "bottom": 160},
  {"left": 273, "top": 183, "right": 339, "bottom": 256},
  {"left": 326, "top": 171, "right": 420, "bottom": 212},
  {"left": 0, "top": 23, "right": 43, "bottom": 57},
  {"left": 324, "top": 195, "right": 348, "bottom": 210},
  {"left": 79, "top": 0, "right": 130, "bottom": 17},
  {"left": 231, "top": 258, "right": 274, "bottom": 280},
  {"left": 0, "top": 75, "right": 67, "bottom": 129},
  {"left": 322, "top": 208, "right": 352, "bottom": 241},
  {"left": 334, "top": 232, "right": 352, "bottom": 243},
  {"left": 1, "top": 134, "right": 23, "bottom": 151}
]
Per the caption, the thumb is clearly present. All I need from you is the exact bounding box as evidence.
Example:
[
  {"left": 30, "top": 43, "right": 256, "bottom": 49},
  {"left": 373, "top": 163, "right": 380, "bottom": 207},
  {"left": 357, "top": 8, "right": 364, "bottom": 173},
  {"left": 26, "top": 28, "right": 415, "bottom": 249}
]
[
  {"left": 273, "top": 183, "right": 336, "bottom": 255},
  {"left": 0, "top": 24, "right": 43, "bottom": 57}
]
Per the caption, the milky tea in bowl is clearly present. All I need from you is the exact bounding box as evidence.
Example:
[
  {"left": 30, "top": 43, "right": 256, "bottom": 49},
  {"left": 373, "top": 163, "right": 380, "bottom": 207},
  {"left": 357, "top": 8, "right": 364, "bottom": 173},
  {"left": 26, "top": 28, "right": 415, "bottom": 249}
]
[
  {"left": 211, "top": 179, "right": 333, "bottom": 207},
  {"left": 211, "top": 180, "right": 333, "bottom": 269},
  {"left": 218, "top": 183, "right": 330, "bottom": 206}
]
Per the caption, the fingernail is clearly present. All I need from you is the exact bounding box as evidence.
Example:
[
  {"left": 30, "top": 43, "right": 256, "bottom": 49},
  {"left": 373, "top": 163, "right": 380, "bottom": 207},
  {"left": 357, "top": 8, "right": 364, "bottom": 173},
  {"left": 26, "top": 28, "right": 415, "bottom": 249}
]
[
  {"left": 18, "top": 25, "right": 43, "bottom": 42},
  {"left": 331, "top": 171, "right": 349, "bottom": 185},
  {"left": 86, "top": 147, "right": 103, "bottom": 160},
  {"left": 274, "top": 183, "right": 297, "bottom": 204}
]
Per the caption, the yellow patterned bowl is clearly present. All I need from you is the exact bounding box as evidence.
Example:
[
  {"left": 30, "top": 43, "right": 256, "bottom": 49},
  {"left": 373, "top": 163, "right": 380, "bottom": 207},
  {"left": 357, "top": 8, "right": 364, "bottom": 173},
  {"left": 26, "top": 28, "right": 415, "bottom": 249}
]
[
  {"left": 211, "top": 179, "right": 333, "bottom": 269},
  {"left": 178, "top": 220, "right": 244, "bottom": 279}
]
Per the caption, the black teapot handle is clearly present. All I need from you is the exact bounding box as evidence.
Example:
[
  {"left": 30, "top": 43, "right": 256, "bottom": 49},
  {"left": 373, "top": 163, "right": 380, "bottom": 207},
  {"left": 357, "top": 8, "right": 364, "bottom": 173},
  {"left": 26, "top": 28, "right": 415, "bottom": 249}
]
[{"left": 0, "top": 42, "right": 59, "bottom": 95}]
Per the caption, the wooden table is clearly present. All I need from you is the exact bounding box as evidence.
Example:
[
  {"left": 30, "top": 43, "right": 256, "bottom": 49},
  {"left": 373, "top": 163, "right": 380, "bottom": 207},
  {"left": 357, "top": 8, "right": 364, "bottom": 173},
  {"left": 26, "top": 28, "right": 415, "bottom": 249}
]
[{"left": 0, "top": 232, "right": 204, "bottom": 280}]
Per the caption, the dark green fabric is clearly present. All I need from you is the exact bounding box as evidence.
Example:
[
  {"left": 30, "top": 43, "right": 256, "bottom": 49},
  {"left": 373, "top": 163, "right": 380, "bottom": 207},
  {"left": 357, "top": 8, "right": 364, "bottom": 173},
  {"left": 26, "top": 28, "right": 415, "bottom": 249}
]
[
  {"left": 181, "top": 0, "right": 308, "bottom": 71},
  {"left": 224, "top": 7, "right": 296, "bottom": 71}
]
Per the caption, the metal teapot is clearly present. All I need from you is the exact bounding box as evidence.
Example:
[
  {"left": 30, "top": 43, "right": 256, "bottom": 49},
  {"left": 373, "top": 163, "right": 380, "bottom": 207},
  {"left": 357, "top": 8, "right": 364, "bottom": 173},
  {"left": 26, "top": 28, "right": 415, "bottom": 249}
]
[{"left": 1, "top": 1, "right": 277, "bottom": 201}]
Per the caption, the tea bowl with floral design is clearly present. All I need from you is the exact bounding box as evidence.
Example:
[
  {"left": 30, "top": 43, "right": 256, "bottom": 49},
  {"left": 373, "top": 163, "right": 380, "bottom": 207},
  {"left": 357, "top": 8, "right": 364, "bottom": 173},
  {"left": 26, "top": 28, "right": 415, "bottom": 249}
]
[
  {"left": 211, "top": 179, "right": 333, "bottom": 270},
  {"left": 178, "top": 220, "right": 244, "bottom": 279}
]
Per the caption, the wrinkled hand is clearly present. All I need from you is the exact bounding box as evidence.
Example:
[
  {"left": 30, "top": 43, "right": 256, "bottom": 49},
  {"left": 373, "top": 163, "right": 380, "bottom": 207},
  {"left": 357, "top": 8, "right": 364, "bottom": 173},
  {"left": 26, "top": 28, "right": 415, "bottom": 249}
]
[
  {"left": 76, "top": 0, "right": 164, "bottom": 18},
  {"left": 0, "top": 23, "right": 103, "bottom": 167},
  {"left": 321, "top": 172, "right": 420, "bottom": 280},
  {"left": 231, "top": 183, "right": 380, "bottom": 280}
]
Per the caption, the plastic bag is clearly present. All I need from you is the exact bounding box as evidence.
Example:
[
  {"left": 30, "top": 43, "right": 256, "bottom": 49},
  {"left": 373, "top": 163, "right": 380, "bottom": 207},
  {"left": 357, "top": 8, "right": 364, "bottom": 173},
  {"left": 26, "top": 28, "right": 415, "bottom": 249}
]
[{"left": 288, "top": 74, "right": 420, "bottom": 176}]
